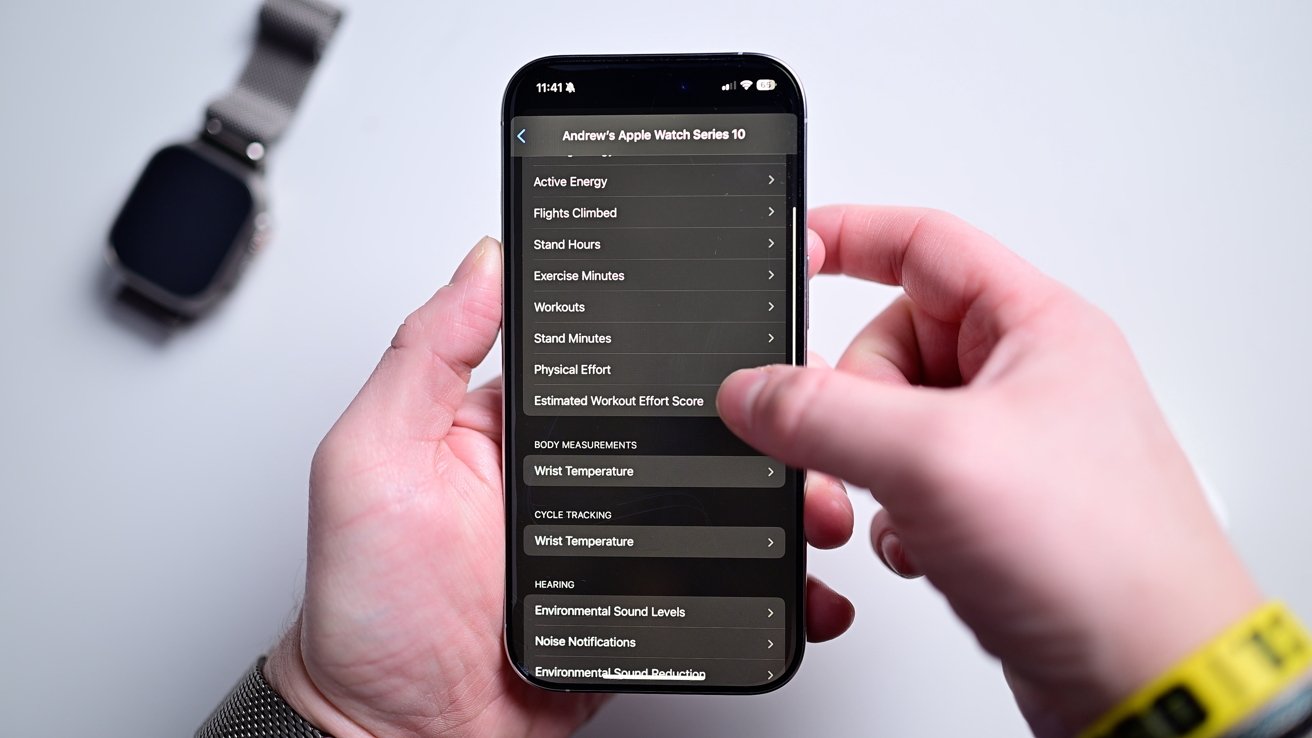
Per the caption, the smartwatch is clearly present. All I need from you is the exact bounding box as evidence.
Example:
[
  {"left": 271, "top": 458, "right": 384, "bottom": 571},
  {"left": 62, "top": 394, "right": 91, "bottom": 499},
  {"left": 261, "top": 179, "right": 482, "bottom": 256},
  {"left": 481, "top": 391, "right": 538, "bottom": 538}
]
[{"left": 108, "top": 0, "right": 343, "bottom": 317}]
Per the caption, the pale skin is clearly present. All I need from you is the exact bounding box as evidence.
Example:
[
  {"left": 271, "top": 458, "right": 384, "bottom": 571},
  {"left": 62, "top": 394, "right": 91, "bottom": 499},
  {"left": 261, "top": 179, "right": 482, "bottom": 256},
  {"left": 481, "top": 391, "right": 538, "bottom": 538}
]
[
  {"left": 265, "top": 206, "right": 1265, "bottom": 738},
  {"left": 717, "top": 205, "right": 1264, "bottom": 737}
]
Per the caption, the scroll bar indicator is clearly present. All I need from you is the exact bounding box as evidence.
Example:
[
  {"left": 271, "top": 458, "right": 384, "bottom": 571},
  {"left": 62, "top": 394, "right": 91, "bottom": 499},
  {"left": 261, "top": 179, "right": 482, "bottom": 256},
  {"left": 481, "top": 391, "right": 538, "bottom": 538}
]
[{"left": 791, "top": 207, "right": 798, "bottom": 354}]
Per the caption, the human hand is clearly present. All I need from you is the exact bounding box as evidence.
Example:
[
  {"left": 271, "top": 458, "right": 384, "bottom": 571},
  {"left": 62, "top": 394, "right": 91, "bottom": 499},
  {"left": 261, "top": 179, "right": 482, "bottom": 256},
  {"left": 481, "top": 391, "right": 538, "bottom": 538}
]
[
  {"left": 263, "top": 236, "right": 856, "bottom": 738},
  {"left": 717, "top": 206, "right": 1262, "bottom": 737}
]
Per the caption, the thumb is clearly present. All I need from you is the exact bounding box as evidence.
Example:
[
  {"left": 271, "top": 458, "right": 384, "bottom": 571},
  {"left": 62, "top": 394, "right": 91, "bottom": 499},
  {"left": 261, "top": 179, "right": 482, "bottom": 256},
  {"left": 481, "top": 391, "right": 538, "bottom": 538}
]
[
  {"left": 337, "top": 236, "right": 503, "bottom": 444},
  {"left": 717, "top": 365, "right": 941, "bottom": 509}
]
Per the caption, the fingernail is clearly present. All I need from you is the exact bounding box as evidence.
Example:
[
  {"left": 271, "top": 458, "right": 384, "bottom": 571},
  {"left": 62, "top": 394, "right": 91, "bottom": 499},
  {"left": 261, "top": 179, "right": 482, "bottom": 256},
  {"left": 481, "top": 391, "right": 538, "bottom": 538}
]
[
  {"left": 877, "top": 531, "right": 915, "bottom": 579},
  {"left": 718, "top": 368, "right": 768, "bottom": 425},
  {"left": 829, "top": 475, "right": 849, "bottom": 497},
  {"left": 451, "top": 236, "right": 497, "bottom": 284}
]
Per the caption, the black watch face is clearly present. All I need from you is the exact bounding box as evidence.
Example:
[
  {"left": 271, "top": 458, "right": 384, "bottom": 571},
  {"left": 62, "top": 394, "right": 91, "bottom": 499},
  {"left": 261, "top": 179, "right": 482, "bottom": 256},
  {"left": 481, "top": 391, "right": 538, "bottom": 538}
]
[{"left": 110, "top": 144, "right": 255, "bottom": 299}]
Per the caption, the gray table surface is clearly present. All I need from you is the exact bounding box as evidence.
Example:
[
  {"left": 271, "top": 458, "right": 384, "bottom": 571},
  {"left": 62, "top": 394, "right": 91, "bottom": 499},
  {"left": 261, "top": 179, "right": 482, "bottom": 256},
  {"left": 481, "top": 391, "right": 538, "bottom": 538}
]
[{"left": 2, "top": 2, "right": 1310, "bottom": 736}]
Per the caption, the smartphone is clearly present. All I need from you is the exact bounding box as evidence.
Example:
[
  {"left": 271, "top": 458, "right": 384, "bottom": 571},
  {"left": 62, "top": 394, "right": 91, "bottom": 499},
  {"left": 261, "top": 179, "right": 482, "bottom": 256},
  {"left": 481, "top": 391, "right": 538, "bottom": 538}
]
[{"left": 502, "top": 54, "right": 806, "bottom": 694}]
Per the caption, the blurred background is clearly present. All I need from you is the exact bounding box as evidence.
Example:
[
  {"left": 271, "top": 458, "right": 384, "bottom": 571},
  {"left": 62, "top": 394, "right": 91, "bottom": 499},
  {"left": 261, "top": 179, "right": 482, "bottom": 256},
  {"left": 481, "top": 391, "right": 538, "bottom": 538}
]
[{"left": 2, "top": 1, "right": 1311, "bottom": 735}]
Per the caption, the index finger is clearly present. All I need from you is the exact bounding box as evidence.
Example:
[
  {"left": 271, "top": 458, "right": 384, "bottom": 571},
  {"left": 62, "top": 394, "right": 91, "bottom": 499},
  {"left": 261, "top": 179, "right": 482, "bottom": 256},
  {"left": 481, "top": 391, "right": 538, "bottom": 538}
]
[{"left": 811, "top": 205, "right": 1057, "bottom": 330}]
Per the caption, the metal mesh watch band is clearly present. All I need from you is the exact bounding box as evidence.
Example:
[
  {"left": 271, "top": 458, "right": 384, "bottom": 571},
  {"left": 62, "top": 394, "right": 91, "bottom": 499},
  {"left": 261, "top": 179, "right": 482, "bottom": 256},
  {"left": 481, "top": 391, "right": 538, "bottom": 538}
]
[
  {"left": 1226, "top": 677, "right": 1312, "bottom": 738},
  {"left": 204, "top": 0, "right": 342, "bottom": 161},
  {"left": 196, "top": 657, "right": 332, "bottom": 738}
]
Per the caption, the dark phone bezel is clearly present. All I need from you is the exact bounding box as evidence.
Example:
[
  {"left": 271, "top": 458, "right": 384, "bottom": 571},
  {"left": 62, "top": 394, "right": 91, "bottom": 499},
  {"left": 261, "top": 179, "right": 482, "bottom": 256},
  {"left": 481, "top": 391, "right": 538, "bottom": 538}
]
[{"left": 501, "top": 53, "right": 807, "bottom": 695}]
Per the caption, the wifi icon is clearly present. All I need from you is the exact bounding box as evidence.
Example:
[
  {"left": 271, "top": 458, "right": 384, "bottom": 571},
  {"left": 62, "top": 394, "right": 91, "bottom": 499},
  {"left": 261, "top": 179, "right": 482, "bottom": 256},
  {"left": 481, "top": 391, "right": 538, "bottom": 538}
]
[{"left": 740, "top": 79, "right": 754, "bottom": 90}]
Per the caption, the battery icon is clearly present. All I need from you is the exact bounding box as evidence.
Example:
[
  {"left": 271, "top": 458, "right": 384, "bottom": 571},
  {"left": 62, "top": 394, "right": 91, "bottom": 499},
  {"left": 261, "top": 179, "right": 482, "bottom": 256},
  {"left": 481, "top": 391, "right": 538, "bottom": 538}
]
[{"left": 756, "top": 79, "right": 777, "bottom": 91}]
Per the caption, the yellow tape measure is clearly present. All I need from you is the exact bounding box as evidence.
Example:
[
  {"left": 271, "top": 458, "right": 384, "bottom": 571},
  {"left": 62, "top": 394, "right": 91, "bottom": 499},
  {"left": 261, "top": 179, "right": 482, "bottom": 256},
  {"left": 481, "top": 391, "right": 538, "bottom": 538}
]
[{"left": 1078, "top": 602, "right": 1312, "bottom": 738}]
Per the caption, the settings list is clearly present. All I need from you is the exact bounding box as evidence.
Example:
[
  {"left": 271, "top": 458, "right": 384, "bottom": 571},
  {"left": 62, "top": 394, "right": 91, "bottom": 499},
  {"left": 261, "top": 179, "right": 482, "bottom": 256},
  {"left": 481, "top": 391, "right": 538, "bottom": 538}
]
[
  {"left": 511, "top": 113, "right": 800, "bottom": 687},
  {"left": 522, "top": 156, "right": 789, "bottom": 417}
]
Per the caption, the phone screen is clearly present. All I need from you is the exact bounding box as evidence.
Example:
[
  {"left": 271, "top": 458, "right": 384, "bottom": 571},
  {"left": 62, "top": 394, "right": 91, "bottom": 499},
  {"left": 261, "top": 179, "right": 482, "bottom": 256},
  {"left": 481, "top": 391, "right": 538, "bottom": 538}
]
[{"left": 502, "top": 55, "right": 806, "bottom": 693}]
